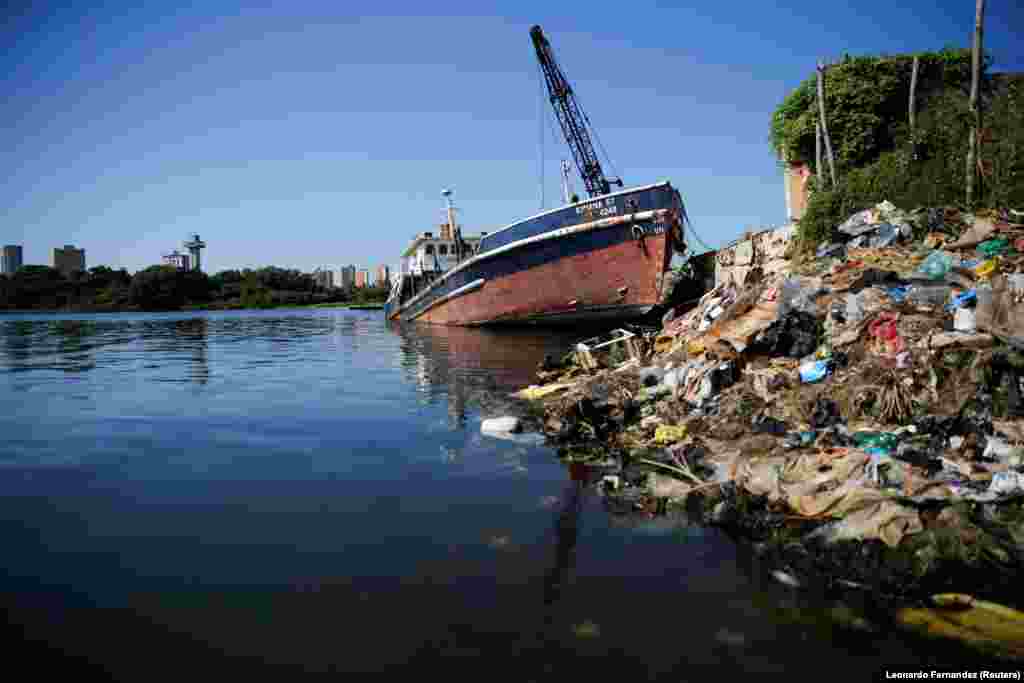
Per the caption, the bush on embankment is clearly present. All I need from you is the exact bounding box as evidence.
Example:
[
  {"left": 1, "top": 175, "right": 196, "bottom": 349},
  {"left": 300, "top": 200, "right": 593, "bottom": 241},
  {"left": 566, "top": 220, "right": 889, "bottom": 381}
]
[{"left": 770, "top": 49, "right": 1024, "bottom": 246}]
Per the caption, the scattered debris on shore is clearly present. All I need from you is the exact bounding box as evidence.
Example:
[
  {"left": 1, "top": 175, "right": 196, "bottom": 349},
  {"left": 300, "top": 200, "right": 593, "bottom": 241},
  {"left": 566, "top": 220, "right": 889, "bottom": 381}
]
[{"left": 504, "top": 201, "right": 1024, "bottom": 660}]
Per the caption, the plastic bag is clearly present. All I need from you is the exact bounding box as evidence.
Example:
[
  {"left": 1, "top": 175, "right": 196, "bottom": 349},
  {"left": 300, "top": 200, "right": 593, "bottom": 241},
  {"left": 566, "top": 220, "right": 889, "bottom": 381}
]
[
  {"left": 654, "top": 424, "right": 688, "bottom": 444},
  {"left": 954, "top": 307, "right": 977, "bottom": 332},
  {"left": 845, "top": 292, "right": 865, "bottom": 323},
  {"left": 854, "top": 431, "right": 899, "bottom": 453},
  {"left": 906, "top": 284, "right": 952, "bottom": 308},
  {"left": 988, "top": 471, "right": 1024, "bottom": 496},
  {"left": 868, "top": 313, "right": 906, "bottom": 354},
  {"left": 809, "top": 398, "right": 842, "bottom": 429},
  {"left": 974, "top": 258, "right": 999, "bottom": 279},
  {"left": 663, "top": 367, "right": 688, "bottom": 391},
  {"left": 885, "top": 286, "right": 909, "bottom": 303},
  {"left": 816, "top": 242, "right": 845, "bottom": 259},
  {"left": 783, "top": 431, "right": 818, "bottom": 449},
  {"left": 977, "top": 238, "right": 1010, "bottom": 259},
  {"left": 637, "top": 366, "right": 666, "bottom": 387},
  {"left": 778, "top": 278, "right": 821, "bottom": 317},
  {"left": 916, "top": 251, "right": 954, "bottom": 280},
  {"left": 837, "top": 208, "right": 876, "bottom": 236},
  {"left": 868, "top": 223, "right": 911, "bottom": 248},
  {"left": 799, "top": 360, "right": 829, "bottom": 383},
  {"left": 750, "top": 311, "right": 819, "bottom": 359},
  {"left": 1008, "top": 274, "right": 1024, "bottom": 294},
  {"left": 946, "top": 289, "right": 977, "bottom": 312}
]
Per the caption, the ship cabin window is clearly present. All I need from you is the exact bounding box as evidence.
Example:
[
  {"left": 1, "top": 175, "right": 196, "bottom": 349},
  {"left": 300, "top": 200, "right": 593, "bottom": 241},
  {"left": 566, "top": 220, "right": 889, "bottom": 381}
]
[
  {"left": 439, "top": 244, "right": 448, "bottom": 255},
  {"left": 424, "top": 244, "right": 434, "bottom": 255}
]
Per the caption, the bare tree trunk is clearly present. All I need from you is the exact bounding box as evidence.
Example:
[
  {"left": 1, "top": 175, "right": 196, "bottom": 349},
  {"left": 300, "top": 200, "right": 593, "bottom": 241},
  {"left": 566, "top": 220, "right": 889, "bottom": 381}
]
[
  {"left": 966, "top": 0, "right": 986, "bottom": 207},
  {"left": 815, "top": 120, "right": 823, "bottom": 184},
  {"left": 909, "top": 56, "right": 919, "bottom": 135},
  {"left": 816, "top": 62, "right": 838, "bottom": 187}
]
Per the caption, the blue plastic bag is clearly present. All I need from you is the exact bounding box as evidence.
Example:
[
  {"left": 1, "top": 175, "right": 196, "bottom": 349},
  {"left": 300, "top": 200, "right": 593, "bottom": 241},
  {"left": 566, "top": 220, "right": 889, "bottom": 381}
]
[
  {"left": 885, "top": 286, "right": 909, "bottom": 303},
  {"left": 945, "top": 288, "right": 977, "bottom": 312},
  {"left": 916, "top": 251, "right": 954, "bottom": 280},
  {"left": 799, "top": 360, "right": 829, "bottom": 383}
]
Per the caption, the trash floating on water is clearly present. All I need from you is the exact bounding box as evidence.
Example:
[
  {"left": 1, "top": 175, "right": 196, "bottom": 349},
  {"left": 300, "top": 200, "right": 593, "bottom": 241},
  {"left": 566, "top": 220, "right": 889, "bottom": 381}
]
[
  {"left": 572, "top": 620, "right": 601, "bottom": 638},
  {"left": 481, "top": 416, "right": 521, "bottom": 434},
  {"left": 771, "top": 570, "right": 801, "bottom": 588}
]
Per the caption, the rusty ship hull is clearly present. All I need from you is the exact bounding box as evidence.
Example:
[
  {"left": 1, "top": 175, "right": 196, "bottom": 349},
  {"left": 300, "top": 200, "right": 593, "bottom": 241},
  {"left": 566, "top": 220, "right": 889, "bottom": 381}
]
[{"left": 384, "top": 182, "right": 687, "bottom": 326}]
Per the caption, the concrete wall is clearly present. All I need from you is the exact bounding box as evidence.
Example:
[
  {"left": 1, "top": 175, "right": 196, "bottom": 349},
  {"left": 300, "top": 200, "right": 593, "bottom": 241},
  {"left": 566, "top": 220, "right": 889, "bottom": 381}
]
[{"left": 785, "top": 161, "right": 812, "bottom": 221}]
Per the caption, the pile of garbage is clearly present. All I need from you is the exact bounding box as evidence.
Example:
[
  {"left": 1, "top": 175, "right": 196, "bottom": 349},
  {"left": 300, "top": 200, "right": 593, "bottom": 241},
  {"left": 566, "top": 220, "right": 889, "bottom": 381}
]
[{"left": 509, "top": 201, "right": 1024, "bottom": 646}]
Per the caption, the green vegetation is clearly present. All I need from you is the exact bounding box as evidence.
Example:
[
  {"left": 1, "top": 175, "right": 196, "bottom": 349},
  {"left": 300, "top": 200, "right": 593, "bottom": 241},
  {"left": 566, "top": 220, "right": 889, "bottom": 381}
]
[
  {"left": 0, "top": 264, "right": 390, "bottom": 312},
  {"left": 347, "top": 284, "right": 390, "bottom": 305},
  {"left": 770, "top": 49, "right": 976, "bottom": 169},
  {"left": 0, "top": 265, "right": 132, "bottom": 310},
  {"left": 770, "top": 49, "right": 1024, "bottom": 245},
  {"left": 129, "top": 265, "right": 212, "bottom": 310}
]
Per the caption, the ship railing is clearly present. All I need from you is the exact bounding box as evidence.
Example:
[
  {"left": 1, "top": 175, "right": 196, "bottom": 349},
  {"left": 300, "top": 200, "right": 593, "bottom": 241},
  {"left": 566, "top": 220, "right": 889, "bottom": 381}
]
[{"left": 387, "top": 273, "right": 404, "bottom": 304}]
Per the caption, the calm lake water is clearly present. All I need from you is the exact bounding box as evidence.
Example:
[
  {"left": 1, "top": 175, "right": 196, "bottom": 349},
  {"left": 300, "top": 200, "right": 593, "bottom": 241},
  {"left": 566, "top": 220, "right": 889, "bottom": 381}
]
[{"left": 0, "top": 309, "right": 1005, "bottom": 679}]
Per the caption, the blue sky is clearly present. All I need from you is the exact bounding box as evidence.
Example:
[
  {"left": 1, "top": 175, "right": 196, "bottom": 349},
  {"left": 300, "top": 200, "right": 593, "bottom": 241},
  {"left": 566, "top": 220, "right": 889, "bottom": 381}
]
[{"left": 3, "top": 1, "right": 1022, "bottom": 274}]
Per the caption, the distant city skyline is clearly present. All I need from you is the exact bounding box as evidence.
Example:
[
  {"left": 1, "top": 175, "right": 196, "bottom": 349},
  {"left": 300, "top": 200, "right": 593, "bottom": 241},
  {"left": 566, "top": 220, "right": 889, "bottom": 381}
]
[{"left": 1, "top": 239, "right": 393, "bottom": 281}]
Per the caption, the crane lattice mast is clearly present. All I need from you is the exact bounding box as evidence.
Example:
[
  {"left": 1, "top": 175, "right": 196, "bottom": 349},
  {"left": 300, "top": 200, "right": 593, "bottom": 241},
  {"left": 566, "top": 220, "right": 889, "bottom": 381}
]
[{"left": 530, "top": 25, "right": 622, "bottom": 198}]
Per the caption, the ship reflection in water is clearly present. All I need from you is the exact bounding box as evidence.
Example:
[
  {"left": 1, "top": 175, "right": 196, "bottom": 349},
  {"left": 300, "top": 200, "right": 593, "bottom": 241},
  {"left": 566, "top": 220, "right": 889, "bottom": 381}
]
[{"left": 390, "top": 320, "right": 596, "bottom": 429}]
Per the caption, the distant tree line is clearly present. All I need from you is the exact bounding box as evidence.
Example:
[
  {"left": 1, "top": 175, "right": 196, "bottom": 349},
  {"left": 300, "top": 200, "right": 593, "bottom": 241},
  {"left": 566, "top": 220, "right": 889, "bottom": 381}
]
[{"left": 0, "top": 265, "right": 391, "bottom": 312}]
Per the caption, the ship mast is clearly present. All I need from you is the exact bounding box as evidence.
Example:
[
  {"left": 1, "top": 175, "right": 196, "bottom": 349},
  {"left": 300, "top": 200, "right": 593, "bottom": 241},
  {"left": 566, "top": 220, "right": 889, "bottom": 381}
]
[
  {"left": 530, "top": 25, "right": 622, "bottom": 198},
  {"left": 442, "top": 188, "right": 463, "bottom": 263},
  {"left": 560, "top": 159, "right": 575, "bottom": 204}
]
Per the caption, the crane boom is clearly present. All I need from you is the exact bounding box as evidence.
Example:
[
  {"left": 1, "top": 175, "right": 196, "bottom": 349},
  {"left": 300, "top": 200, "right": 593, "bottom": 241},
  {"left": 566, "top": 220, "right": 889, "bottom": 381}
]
[{"left": 530, "top": 25, "right": 622, "bottom": 199}]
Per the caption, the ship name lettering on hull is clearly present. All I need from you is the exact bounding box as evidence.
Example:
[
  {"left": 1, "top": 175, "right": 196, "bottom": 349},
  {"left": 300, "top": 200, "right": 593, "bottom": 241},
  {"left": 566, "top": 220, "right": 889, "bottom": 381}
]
[{"left": 576, "top": 197, "right": 618, "bottom": 217}]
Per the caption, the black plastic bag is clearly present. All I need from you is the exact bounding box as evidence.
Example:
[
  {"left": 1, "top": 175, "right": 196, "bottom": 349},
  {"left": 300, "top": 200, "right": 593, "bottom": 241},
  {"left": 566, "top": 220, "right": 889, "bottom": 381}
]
[
  {"left": 750, "top": 312, "right": 819, "bottom": 359},
  {"left": 752, "top": 414, "right": 790, "bottom": 435},
  {"left": 849, "top": 269, "right": 904, "bottom": 294},
  {"left": 810, "top": 398, "right": 843, "bottom": 430}
]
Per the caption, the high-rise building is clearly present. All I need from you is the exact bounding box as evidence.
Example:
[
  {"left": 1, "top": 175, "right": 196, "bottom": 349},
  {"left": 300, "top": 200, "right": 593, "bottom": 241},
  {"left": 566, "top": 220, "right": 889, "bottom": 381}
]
[
  {"left": 313, "top": 268, "right": 334, "bottom": 289},
  {"left": 339, "top": 265, "right": 356, "bottom": 289},
  {"left": 53, "top": 244, "right": 86, "bottom": 277},
  {"left": 355, "top": 269, "right": 370, "bottom": 288},
  {"left": 376, "top": 264, "right": 390, "bottom": 288},
  {"left": 162, "top": 250, "right": 190, "bottom": 270},
  {"left": 2, "top": 245, "right": 23, "bottom": 274}
]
